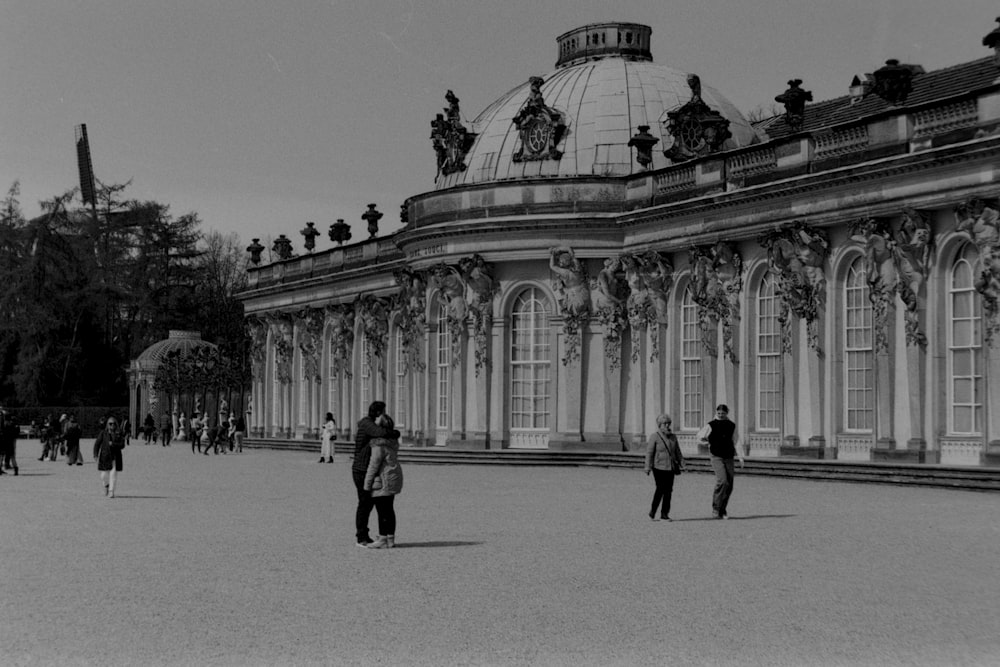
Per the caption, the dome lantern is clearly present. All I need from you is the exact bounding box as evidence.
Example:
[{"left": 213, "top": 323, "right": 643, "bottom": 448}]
[{"left": 555, "top": 23, "right": 652, "bottom": 68}]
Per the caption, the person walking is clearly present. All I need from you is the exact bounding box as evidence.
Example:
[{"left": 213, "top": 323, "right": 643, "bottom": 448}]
[
  {"left": 352, "top": 401, "right": 399, "bottom": 548},
  {"left": 64, "top": 415, "right": 84, "bottom": 466},
  {"left": 697, "top": 404, "right": 744, "bottom": 519},
  {"left": 93, "top": 416, "right": 126, "bottom": 498},
  {"left": 159, "top": 412, "right": 172, "bottom": 447},
  {"left": 232, "top": 414, "right": 245, "bottom": 453},
  {"left": 364, "top": 412, "right": 403, "bottom": 549},
  {"left": 143, "top": 413, "right": 155, "bottom": 444},
  {"left": 189, "top": 413, "right": 202, "bottom": 454},
  {"left": 0, "top": 408, "right": 17, "bottom": 476},
  {"left": 319, "top": 412, "right": 336, "bottom": 463},
  {"left": 644, "top": 413, "right": 684, "bottom": 521}
]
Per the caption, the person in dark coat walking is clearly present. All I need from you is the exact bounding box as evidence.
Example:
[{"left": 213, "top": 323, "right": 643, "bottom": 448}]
[
  {"left": 64, "top": 415, "right": 84, "bottom": 466},
  {"left": 93, "top": 416, "right": 126, "bottom": 498},
  {"left": 352, "top": 401, "right": 400, "bottom": 547},
  {"left": 644, "top": 413, "right": 684, "bottom": 521},
  {"left": 0, "top": 409, "right": 17, "bottom": 475}
]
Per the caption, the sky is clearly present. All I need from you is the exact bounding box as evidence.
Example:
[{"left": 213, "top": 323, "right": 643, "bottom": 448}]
[{"left": 2, "top": 0, "right": 997, "bottom": 250}]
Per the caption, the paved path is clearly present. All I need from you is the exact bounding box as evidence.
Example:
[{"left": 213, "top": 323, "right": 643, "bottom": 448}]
[{"left": 1, "top": 439, "right": 998, "bottom": 666}]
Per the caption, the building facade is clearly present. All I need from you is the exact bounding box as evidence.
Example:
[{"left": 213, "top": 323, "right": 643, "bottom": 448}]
[{"left": 239, "top": 21, "right": 1000, "bottom": 466}]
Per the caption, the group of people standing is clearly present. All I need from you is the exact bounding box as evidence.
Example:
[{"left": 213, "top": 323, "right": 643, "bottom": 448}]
[{"left": 644, "top": 403, "right": 744, "bottom": 521}]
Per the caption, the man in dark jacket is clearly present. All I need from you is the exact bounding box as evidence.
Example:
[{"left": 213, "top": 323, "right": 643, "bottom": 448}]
[
  {"left": 64, "top": 415, "right": 84, "bottom": 466},
  {"left": 352, "top": 401, "right": 400, "bottom": 547}
]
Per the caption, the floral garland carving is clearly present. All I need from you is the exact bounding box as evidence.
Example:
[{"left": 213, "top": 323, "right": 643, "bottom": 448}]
[
  {"left": 357, "top": 294, "right": 390, "bottom": 377},
  {"left": 428, "top": 263, "right": 467, "bottom": 367},
  {"left": 621, "top": 251, "right": 673, "bottom": 362},
  {"left": 267, "top": 313, "right": 294, "bottom": 384},
  {"left": 246, "top": 316, "right": 268, "bottom": 379},
  {"left": 392, "top": 267, "right": 428, "bottom": 374},
  {"left": 689, "top": 242, "right": 743, "bottom": 362},
  {"left": 325, "top": 304, "right": 355, "bottom": 378},
  {"left": 758, "top": 222, "right": 829, "bottom": 353},
  {"left": 895, "top": 208, "right": 932, "bottom": 348},
  {"left": 954, "top": 198, "right": 1000, "bottom": 344},
  {"left": 549, "top": 246, "right": 591, "bottom": 365},
  {"left": 849, "top": 218, "right": 895, "bottom": 354},
  {"left": 592, "top": 256, "right": 628, "bottom": 370},
  {"left": 295, "top": 307, "right": 326, "bottom": 383}
]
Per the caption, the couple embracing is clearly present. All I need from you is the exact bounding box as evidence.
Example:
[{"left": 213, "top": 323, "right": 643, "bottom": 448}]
[{"left": 351, "top": 401, "right": 403, "bottom": 549}]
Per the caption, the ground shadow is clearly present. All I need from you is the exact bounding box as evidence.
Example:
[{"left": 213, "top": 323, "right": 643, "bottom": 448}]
[
  {"left": 112, "top": 495, "right": 172, "bottom": 500},
  {"left": 7, "top": 472, "right": 53, "bottom": 477},
  {"left": 391, "top": 540, "right": 484, "bottom": 549},
  {"left": 671, "top": 514, "right": 797, "bottom": 522}
]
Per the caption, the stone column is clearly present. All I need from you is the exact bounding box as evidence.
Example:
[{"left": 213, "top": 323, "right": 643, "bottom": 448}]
[
  {"left": 625, "top": 327, "right": 647, "bottom": 450},
  {"left": 779, "top": 321, "right": 800, "bottom": 451},
  {"left": 806, "top": 312, "right": 827, "bottom": 456},
  {"left": 448, "top": 329, "right": 468, "bottom": 446}
]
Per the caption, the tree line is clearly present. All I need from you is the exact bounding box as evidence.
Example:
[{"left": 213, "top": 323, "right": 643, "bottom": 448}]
[{"left": 0, "top": 180, "right": 249, "bottom": 407}]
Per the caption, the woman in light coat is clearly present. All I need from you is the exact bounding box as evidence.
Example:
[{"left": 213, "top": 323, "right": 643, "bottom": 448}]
[
  {"left": 363, "top": 414, "right": 403, "bottom": 548},
  {"left": 644, "top": 413, "right": 684, "bottom": 521},
  {"left": 319, "top": 412, "right": 336, "bottom": 463}
]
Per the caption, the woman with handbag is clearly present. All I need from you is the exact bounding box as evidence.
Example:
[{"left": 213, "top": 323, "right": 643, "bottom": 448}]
[
  {"left": 363, "top": 412, "right": 403, "bottom": 549},
  {"left": 644, "top": 413, "right": 684, "bottom": 521}
]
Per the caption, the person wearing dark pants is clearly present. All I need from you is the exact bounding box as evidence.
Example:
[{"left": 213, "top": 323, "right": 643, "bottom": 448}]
[
  {"left": 697, "top": 404, "right": 744, "bottom": 519},
  {"left": 364, "top": 413, "right": 403, "bottom": 549},
  {"left": 352, "top": 401, "right": 400, "bottom": 547},
  {"left": 64, "top": 415, "right": 84, "bottom": 465},
  {"left": 644, "top": 413, "right": 684, "bottom": 521}
]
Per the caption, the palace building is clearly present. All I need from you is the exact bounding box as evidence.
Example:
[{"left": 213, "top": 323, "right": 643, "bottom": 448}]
[{"left": 238, "top": 21, "right": 1000, "bottom": 466}]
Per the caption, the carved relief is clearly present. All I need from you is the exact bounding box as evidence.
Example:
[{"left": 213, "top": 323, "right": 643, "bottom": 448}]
[
  {"left": 325, "top": 304, "right": 355, "bottom": 378},
  {"left": 458, "top": 254, "right": 497, "bottom": 375},
  {"left": 430, "top": 90, "right": 478, "bottom": 182},
  {"left": 758, "top": 223, "right": 829, "bottom": 352},
  {"left": 295, "top": 307, "right": 326, "bottom": 383},
  {"left": 689, "top": 242, "right": 742, "bottom": 362},
  {"left": 356, "top": 295, "right": 390, "bottom": 376},
  {"left": 895, "top": 208, "right": 933, "bottom": 347},
  {"left": 849, "top": 217, "right": 897, "bottom": 353},
  {"left": 428, "top": 263, "right": 468, "bottom": 366},
  {"left": 246, "top": 316, "right": 268, "bottom": 379},
  {"left": 549, "top": 246, "right": 591, "bottom": 365},
  {"left": 620, "top": 251, "right": 673, "bottom": 362},
  {"left": 954, "top": 198, "right": 1000, "bottom": 342},
  {"left": 592, "top": 256, "right": 628, "bottom": 370},
  {"left": 660, "top": 74, "right": 732, "bottom": 162},
  {"left": 392, "top": 267, "right": 427, "bottom": 374},
  {"left": 267, "top": 313, "right": 294, "bottom": 384},
  {"left": 512, "top": 76, "right": 567, "bottom": 162}
]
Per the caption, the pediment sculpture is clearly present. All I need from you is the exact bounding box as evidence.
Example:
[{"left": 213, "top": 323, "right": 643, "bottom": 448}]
[
  {"left": 512, "top": 76, "right": 567, "bottom": 162},
  {"left": 430, "top": 90, "right": 478, "bottom": 182},
  {"left": 661, "top": 74, "right": 732, "bottom": 162}
]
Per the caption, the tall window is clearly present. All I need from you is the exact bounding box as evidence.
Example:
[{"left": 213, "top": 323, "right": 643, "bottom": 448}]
[
  {"left": 680, "top": 287, "right": 702, "bottom": 430},
  {"left": 844, "top": 259, "right": 874, "bottom": 431},
  {"left": 510, "top": 288, "right": 551, "bottom": 430},
  {"left": 359, "top": 333, "right": 370, "bottom": 416},
  {"left": 756, "top": 275, "right": 781, "bottom": 431},
  {"left": 949, "top": 250, "right": 983, "bottom": 434},
  {"left": 394, "top": 328, "right": 407, "bottom": 428},
  {"left": 327, "top": 338, "right": 339, "bottom": 425},
  {"left": 436, "top": 305, "right": 450, "bottom": 430}
]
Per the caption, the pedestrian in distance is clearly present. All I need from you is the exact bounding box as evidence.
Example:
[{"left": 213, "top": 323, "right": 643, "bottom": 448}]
[
  {"left": 189, "top": 413, "right": 202, "bottom": 454},
  {"left": 177, "top": 411, "right": 189, "bottom": 442},
  {"left": 64, "top": 415, "right": 84, "bottom": 466},
  {"left": 352, "top": 401, "right": 400, "bottom": 548},
  {"left": 364, "top": 412, "right": 403, "bottom": 549},
  {"left": 93, "top": 416, "right": 126, "bottom": 498},
  {"left": 644, "top": 413, "right": 684, "bottom": 521},
  {"left": 697, "top": 404, "right": 744, "bottom": 519},
  {"left": 232, "top": 414, "right": 245, "bottom": 453},
  {"left": 0, "top": 408, "right": 17, "bottom": 476},
  {"left": 143, "top": 413, "right": 155, "bottom": 444},
  {"left": 319, "top": 412, "right": 336, "bottom": 463},
  {"left": 159, "top": 412, "right": 172, "bottom": 447}
]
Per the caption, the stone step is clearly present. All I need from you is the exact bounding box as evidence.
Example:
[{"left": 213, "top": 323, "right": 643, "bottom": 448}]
[{"left": 245, "top": 438, "right": 1000, "bottom": 491}]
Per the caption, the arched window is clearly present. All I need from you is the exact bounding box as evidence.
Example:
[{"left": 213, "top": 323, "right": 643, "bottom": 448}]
[
  {"left": 680, "top": 286, "right": 702, "bottom": 430},
  {"left": 756, "top": 275, "right": 781, "bottom": 431},
  {"left": 844, "top": 258, "right": 874, "bottom": 432},
  {"left": 948, "top": 249, "right": 983, "bottom": 435},
  {"left": 510, "top": 288, "right": 551, "bottom": 448},
  {"left": 393, "top": 327, "right": 407, "bottom": 429},
  {"left": 435, "top": 305, "right": 450, "bottom": 433}
]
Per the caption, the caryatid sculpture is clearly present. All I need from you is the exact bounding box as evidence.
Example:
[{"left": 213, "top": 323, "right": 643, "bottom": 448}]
[
  {"left": 549, "top": 246, "right": 591, "bottom": 365},
  {"left": 325, "top": 304, "right": 355, "bottom": 378},
  {"left": 850, "top": 217, "right": 897, "bottom": 354},
  {"left": 758, "top": 223, "right": 829, "bottom": 352},
  {"left": 895, "top": 208, "right": 933, "bottom": 347},
  {"left": 356, "top": 294, "right": 390, "bottom": 375},
  {"left": 392, "top": 267, "right": 428, "bottom": 374},
  {"left": 458, "top": 254, "right": 497, "bottom": 374},
  {"left": 428, "top": 263, "right": 469, "bottom": 366},
  {"left": 689, "top": 243, "right": 741, "bottom": 362},
  {"left": 593, "top": 256, "right": 628, "bottom": 369}
]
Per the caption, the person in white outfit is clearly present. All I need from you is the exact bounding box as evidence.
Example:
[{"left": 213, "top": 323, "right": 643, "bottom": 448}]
[{"left": 320, "top": 412, "right": 337, "bottom": 463}]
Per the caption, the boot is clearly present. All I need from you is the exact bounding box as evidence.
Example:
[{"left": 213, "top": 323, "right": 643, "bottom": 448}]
[
  {"left": 386, "top": 535, "right": 395, "bottom": 549},
  {"left": 366, "top": 535, "right": 388, "bottom": 549}
]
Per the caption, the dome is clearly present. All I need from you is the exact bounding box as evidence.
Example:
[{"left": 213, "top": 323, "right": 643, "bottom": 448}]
[
  {"left": 135, "top": 330, "right": 217, "bottom": 367},
  {"left": 435, "top": 23, "right": 759, "bottom": 190}
]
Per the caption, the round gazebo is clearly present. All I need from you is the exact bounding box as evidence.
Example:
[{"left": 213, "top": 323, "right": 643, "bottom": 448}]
[{"left": 128, "top": 330, "right": 218, "bottom": 437}]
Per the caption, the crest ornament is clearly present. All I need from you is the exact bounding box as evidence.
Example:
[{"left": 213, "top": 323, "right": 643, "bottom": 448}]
[
  {"left": 868, "top": 59, "right": 918, "bottom": 106},
  {"left": 329, "top": 219, "right": 351, "bottom": 246},
  {"left": 271, "top": 234, "right": 294, "bottom": 260},
  {"left": 661, "top": 74, "right": 732, "bottom": 162},
  {"left": 512, "top": 76, "right": 567, "bottom": 162},
  {"left": 430, "top": 90, "right": 478, "bottom": 182}
]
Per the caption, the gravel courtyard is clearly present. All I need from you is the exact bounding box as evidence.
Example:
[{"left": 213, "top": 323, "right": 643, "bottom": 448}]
[{"left": 1, "top": 440, "right": 998, "bottom": 667}]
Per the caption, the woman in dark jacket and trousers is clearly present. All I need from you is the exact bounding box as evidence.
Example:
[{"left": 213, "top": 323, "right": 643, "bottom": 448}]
[
  {"left": 364, "top": 413, "right": 403, "bottom": 549},
  {"left": 93, "top": 416, "right": 126, "bottom": 498},
  {"left": 645, "top": 413, "right": 684, "bottom": 521},
  {"left": 352, "top": 401, "right": 400, "bottom": 547}
]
